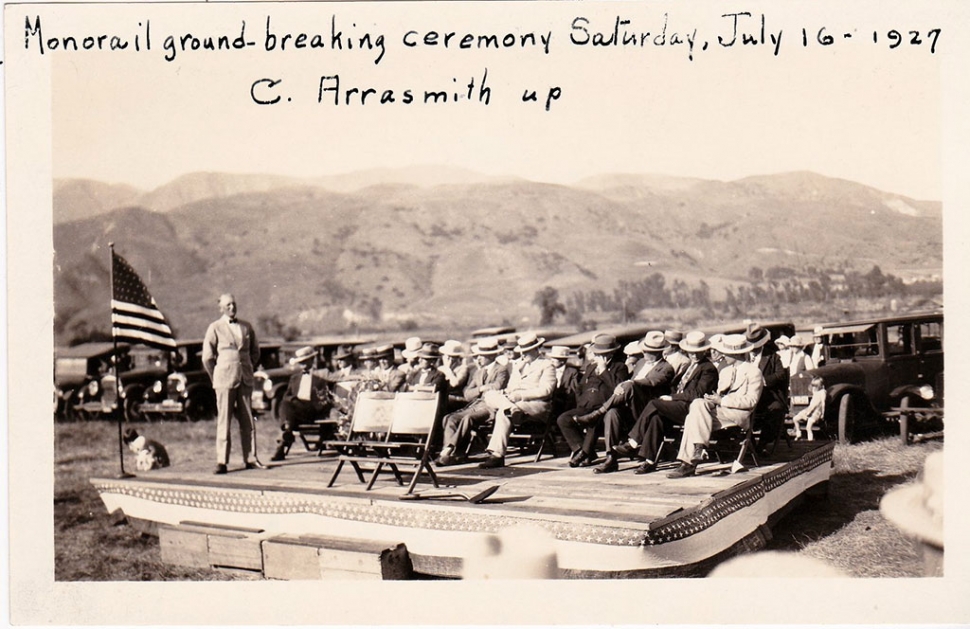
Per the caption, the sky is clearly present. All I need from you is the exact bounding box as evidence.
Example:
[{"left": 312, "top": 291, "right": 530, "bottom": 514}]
[{"left": 49, "top": 2, "right": 943, "bottom": 200}]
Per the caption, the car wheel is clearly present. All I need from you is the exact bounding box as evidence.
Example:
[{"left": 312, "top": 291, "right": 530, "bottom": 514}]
[
  {"left": 837, "top": 394, "right": 856, "bottom": 445},
  {"left": 185, "top": 395, "right": 214, "bottom": 422},
  {"left": 124, "top": 387, "right": 146, "bottom": 422}
]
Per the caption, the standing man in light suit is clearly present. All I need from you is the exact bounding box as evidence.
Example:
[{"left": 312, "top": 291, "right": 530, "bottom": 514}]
[{"left": 203, "top": 293, "right": 263, "bottom": 474}]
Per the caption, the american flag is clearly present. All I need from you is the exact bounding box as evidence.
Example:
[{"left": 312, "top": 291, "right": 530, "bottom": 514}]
[{"left": 111, "top": 251, "right": 176, "bottom": 349}]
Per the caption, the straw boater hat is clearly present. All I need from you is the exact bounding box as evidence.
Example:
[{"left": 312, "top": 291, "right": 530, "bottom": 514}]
[
  {"left": 775, "top": 334, "right": 791, "bottom": 349},
  {"left": 788, "top": 334, "right": 808, "bottom": 348},
  {"left": 623, "top": 341, "right": 643, "bottom": 356},
  {"left": 639, "top": 330, "right": 669, "bottom": 354},
  {"left": 588, "top": 333, "right": 621, "bottom": 355},
  {"left": 472, "top": 338, "right": 503, "bottom": 356},
  {"left": 547, "top": 346, "right": 571, "bottom": 360},
  {"left": 515, "top": 332, "right": 546, "bottom": 353},
  {"left": 401, "top": 336, "right": 423, "bottom": 360},
  {"left": 374, "top": 344, "right": 395, "bottom": 359},
  {"left": 744, "top": 323, "right": 771, "bottom": 349},
  {"left": 333, "top": 345, "right": 355, "bottom": 361},
  {"left": 359, "top": 346, "right": 378, "bottom": 361},
  {"left": 711, "top": 333, "right": 755, "bottom": 356},
  {"left": 416, "top": 343, "right": 441, "bottom": 360},
  {"left": 289, "top": 346, "right": 317, "bottom": 366},
  {"left": 881, "top": 451, "right": 944, "bottom": 550},
  {"left": 679, "top": 331, "right": 711, "bottom": 354},
  {"left": 664, "top": 330, "right": 684, "bottom": 346},
  {"left": 441, "top": 340, "right": 465, "bottom": 357}
]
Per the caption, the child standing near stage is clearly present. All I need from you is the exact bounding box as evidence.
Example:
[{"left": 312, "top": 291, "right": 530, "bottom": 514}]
[{"left": 792, "top": 376, "right": 826, "bottom": 441}]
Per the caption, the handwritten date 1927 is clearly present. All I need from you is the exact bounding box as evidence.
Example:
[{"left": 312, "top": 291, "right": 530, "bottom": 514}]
[{"left": 873, "top": 29, "right": 941, "bottom": 54}]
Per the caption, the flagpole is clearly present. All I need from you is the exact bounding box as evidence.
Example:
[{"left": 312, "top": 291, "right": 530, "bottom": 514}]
[{"left": 110, "top": 242, "right": 135, "bottom": 479}]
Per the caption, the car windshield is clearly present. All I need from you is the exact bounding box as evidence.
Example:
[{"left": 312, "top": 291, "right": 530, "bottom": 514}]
[
  {"left": 827, "top": 328, "right": 879, "bottom": 360},
  {"left": 259, "top": 348, "right": 282, "bottom": 369},
  {"left": 129, "top": 347, "right": 168, "bottom": 370}
]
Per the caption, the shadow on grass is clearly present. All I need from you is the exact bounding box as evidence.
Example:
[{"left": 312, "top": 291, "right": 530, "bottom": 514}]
[{"left": 766, "top": 469, "right": 914, "bottom": 551}]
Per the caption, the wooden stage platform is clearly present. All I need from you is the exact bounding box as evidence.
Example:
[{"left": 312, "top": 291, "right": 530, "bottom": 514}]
[{"left": 92, "top": 440, "right": 834, "bottom": 579}]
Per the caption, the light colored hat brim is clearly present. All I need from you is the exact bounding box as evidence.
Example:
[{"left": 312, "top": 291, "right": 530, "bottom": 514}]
[
  {"left": 290, "top": 355, "right": 315, "bottom": 365},
  {"left": 880, "top": 483, "right": 943, "bottom": 548},
  {"left": 472, "top": 347, "right": 502, "bottom": 356},
  {"left": 516, "top": 337, "right": 546, "bottom": 353},
  {"left": 640, "top": 341, "right": 669, "bottom": 353},
  {"left": 712, "top": 339, "right": 755, "bottom": 355},
  {"left": 679, "top": 339, "right": 711, "bottom": 353}
]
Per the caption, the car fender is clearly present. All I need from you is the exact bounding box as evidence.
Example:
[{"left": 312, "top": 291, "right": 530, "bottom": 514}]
[
  {"left": 824, "top": 383, "right": 868, "bottom": 417},
  {"left": 271, "top": 382, "right": 288, "bottom": 401}
]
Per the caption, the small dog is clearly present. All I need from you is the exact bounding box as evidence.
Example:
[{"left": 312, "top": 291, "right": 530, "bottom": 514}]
[{"left": 123, "top": 428, "right": 171, "bottom": 471}]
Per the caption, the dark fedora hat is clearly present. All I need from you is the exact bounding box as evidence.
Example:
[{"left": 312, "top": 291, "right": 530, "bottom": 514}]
[{"left": 590, "top": 333, "right": 621, "bottom": 355}]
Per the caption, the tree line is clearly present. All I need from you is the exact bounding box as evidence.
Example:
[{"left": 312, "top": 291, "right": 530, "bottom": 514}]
[{"left": 534, "top": 265, "right": 942, "bottom": 324}]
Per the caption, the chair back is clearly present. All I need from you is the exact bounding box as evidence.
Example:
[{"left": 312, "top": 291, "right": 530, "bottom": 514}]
[
  {"left": 349, "top": 391, "right": 396, "bottom": 435},
  {"left": 388, "top": 391, "right": 440, "bottom": 436}
]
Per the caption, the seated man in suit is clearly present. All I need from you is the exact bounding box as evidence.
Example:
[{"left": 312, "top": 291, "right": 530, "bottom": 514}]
[
  {"left": 548, "top": 345, "right": 581, "bottom": 420},
  {"left": 435, "top": 338, "right": 510, "bottom": 466},
  {"left": 599, "top": 331, "right": 718, "bottom": 474},
  {"left": 556, "top": 334, "right": 629, "bottom": 468},
  {"left": 271, "top": 346, "right": 334, "bottom": 462},
  {"left": 439, "top": 340, "right": 472, "bottom": 413},
  {"left": 668, "top": 333, "right": 764, "bottom": 478},
  {"left": 477, "top": 333, "right": 557, "bottom": 469},
  {"left": 663, "top": 329, "right": 690, "bottom": 386},
  {"left": 405, "top": 343, "right": 447, "bottom": 394},
  {"left": 371, "top": 344, "right": 406, "bottom": 393},
  {"left": 577, "top": 331, "right": 674, "bottom": 465},
  {"left": 746, "top": 323, "right": 790, "bottom": 453}
]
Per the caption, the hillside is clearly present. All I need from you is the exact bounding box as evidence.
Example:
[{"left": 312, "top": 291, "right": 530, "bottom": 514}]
[{"left": 52, "top": 169, "right": 942, "bottom": 344}]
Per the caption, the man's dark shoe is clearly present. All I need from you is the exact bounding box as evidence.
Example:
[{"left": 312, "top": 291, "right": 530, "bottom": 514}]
[
  {"left": 270, "top": 447, "right": 286, "bottom": 462},
  {"left": 568, "top": 450, "right": 588, "bottom": 468},
  {"left": 577, "top": 452, "right": 598, "bottom": 467},
  {"left": 667, "top": 462, "right": 697, "bottom": 479},
  {"left": 478, "top": 455, "right": 505, "bottom": 469},
  {"left": 214, "top": 464, "right": 228, "bottom": 475},
  {"left": 593, "top": 454, "right": 618, "bottom": 474},
  {"left": 435, "top": 453, "right": 458, "bottom": 467},
  {"left": 245, "top": 460, "right": 267, "bottom": 470},
  {"left": 612, "top": 443, "right": 637, "bottom": 459},
  {"left": 634, "top": 460, "right": 657, "bottom": 475}
]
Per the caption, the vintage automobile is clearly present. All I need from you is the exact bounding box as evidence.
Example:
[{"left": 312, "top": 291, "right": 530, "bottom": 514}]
[
  {"left": 139, "top": 340, "right": 217, "bottom": 422},
  {"left": 54, "top": 342, "right": 174, "bottom": 421},
  {"left": 789, "top": 310, "right": 944, "bottom": 444},
  {"left": 55, "top": 342, "right": 129, "bottom": 421}
]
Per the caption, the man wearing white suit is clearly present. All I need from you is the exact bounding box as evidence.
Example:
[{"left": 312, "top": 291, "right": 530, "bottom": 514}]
[
  {"left": 203, "top": 293, "right": 263, "bottom": 474},
  {"left": 668, "top": 333, "right": 764, "bottom": 479}
]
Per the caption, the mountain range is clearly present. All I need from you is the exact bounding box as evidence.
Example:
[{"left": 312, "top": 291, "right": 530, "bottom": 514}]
[{"left": 52, "top": 167, "right": 942, "bottom": 344}]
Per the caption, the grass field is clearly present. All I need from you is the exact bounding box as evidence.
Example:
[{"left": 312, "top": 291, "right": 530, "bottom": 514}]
[{"left": 53, "top": 418, "right": 942, "bottom": 580}]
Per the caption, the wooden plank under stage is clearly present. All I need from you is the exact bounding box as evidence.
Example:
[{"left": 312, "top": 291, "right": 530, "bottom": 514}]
[{"left": 91, "top": 440, "right": 834, "bottom": 579}]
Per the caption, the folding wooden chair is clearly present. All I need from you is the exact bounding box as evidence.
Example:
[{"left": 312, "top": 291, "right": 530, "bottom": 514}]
[
  {"left": 325, "top": 391, "right": 396, "bottom": 488},
  {"left": 708, "top": 424, "right": 759, "bottom": 474},
  {"left": 367, "top": 391, "right": 441, "bottom": 494}
]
